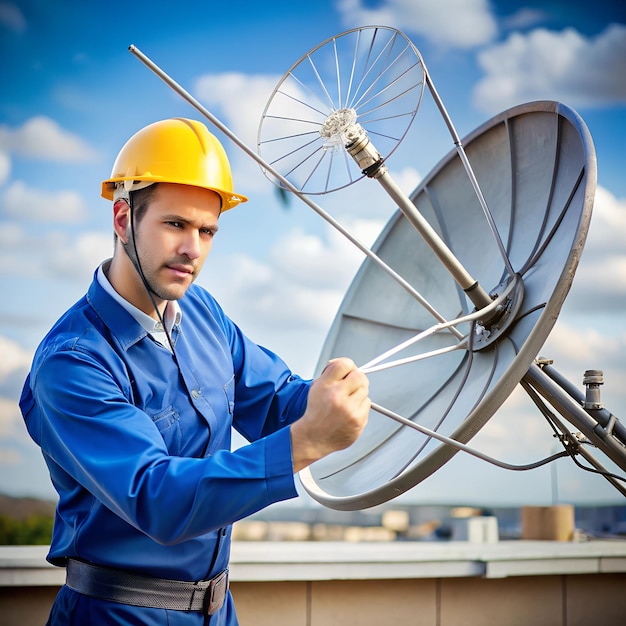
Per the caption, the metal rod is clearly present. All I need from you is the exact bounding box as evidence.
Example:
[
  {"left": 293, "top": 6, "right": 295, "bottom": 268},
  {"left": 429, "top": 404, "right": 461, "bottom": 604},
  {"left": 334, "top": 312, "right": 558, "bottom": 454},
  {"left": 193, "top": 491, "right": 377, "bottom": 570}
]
[
  {"left": 340, "top": 118, "right": 494, "bottom": 312},
  {"left": 359, "top": 275, "right": 519, "bottom": 372},
  {"left": 361, "top": 342, "right": 465, "bottom": 375},
  {"left": 128, "top": 44, "right": 464, "bottom": 340},
  {"left": 424, "top": 69, "right": 516, "bottom": 278},
  {"left": 376, "top": 168, "right": 493, "bottom": 308},
  {"left": 371, "top": 402, "right": 570, "bottom": 472}
]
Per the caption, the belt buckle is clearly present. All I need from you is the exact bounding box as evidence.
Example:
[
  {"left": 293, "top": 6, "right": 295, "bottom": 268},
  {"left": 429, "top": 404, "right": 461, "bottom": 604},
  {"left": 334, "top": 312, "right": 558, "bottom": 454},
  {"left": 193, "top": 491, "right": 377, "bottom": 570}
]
[{"left": 203, "top": 569, "right": 229, "bottom": 616}]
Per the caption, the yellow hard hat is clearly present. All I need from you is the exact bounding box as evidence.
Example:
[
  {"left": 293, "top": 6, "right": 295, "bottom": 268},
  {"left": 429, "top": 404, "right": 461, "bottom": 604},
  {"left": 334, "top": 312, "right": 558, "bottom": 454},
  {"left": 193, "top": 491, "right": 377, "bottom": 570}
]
[{"left": 101, "top": 118, "right": 248, "bottom": 211}]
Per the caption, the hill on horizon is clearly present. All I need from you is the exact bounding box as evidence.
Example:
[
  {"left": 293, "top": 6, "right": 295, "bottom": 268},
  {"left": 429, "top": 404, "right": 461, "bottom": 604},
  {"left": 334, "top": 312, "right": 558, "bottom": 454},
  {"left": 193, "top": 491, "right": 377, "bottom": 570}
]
[{"left": 0, "top": 493, "right": 56, "bottom": 520}]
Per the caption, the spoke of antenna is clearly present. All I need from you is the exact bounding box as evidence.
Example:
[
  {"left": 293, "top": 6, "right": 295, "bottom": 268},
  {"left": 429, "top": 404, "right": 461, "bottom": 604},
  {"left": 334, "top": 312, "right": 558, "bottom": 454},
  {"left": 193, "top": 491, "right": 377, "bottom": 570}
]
[{"left": 359, "top": 275, "right": 519, "bottom": 374}]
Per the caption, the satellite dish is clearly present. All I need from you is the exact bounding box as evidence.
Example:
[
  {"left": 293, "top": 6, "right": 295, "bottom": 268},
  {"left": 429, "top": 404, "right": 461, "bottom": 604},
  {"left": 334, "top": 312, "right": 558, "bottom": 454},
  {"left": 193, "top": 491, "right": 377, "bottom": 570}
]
[
  {"left": 253, "top": 27, "right": 599, "bottom": 509},
  {"left": 255, "top": 27, "right": 598, "bottom": 509},
  {"left": 299, "top": 99, "right": 596, "bottom": 510}
]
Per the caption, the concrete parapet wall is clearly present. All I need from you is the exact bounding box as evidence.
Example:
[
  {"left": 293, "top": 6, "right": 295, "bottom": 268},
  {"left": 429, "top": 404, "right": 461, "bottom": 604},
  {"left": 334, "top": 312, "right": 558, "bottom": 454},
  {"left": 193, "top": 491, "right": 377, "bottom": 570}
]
[{"left": 2, "top": 541, "right": 626, "bottom": 625}]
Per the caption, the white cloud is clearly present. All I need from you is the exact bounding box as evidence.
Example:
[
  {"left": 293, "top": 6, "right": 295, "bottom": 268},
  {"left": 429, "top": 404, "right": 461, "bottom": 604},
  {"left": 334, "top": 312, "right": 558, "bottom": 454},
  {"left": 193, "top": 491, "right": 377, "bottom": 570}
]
[
  {"left": 0, "top": 222, "right": 111, "bottom": 281},
  {"left": 473, "top": 24, "right": 626, "bottom": 113},
  {"left": 563, "top": 186, "right": 626, "bottom": 312},
  {"left": 586, "top": 187, "right": 626, "bottom": 254},
  {"left": 224, "top": 252, "right": 341, "bottom": 329},
  {"left": 0, "top": 222, "right": 45, "bottom": 277},
  {"left": 2, "top": 180, "right": 89, "bottom": 222},
  {"left": 268, "top": 219, "right": 382, "bottom": 290},
  {"left": 335, "top": 0, "right": 498, "bottom": 48},
  {"left": 206, "top": 226, "right": 355, "bottom": 333},
  {"left": 47, "top": 231, "right": 112, "bottom": 280},
  {"left": 501, "top": 8, "right": 549, "bottom": 31},
  {"left": 194, "top": 73, "right": 281, "bottom": 149},
  {"left": 0, "top": 335, "right": 31, "bottom": 384},
  {"left": 470, "top": 386, "right": 559, "bottom": 459},
  {"left": 387, "top": 165, "right": 422, "bottom": 197},
  {"left": 0, "top": 337, "right": 34, "bottom": 453},
  {"left": 0, "top": 116, "right": 100, "bottom": 162},
  {"left": 544, "top": 323, "right": 626, "bottom": 374},
  {"left": 0, "top": 2, "right": 26, "bottom": 33},
  {"left": 194, "top": 72, "right": 288, "bottom": 198},
  {"left": 0, "top": 150, "right": 10, "bottom": 186}
]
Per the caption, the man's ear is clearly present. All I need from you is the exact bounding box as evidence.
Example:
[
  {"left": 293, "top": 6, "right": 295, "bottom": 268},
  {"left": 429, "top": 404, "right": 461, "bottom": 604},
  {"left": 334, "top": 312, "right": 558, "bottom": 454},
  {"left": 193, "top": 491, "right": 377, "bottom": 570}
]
[{"left": 113, "top": 199, "right": 130, "bottom": 244}]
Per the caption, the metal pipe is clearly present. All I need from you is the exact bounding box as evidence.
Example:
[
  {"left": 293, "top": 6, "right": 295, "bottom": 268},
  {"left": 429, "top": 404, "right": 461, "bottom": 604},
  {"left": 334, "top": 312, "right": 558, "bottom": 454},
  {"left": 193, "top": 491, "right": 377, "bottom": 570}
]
[
  {"left": 541, "top": 362, "right": 626, "bottom": 445},
  {"left": 524, "top": 363, "right": 626, "bottom": 472},
  {"left": 339, "top": 120, "right": 493, "bottom": 311},
  {"left": 376, "top": 168, "right": 493, "bottom": 308}
]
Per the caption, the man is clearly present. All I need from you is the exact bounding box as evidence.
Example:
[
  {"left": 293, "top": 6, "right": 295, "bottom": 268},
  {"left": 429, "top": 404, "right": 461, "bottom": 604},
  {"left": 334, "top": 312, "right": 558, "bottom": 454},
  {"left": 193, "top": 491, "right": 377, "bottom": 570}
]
[{"left": 20, "top": 117, "right": 370, "bottom": 625}]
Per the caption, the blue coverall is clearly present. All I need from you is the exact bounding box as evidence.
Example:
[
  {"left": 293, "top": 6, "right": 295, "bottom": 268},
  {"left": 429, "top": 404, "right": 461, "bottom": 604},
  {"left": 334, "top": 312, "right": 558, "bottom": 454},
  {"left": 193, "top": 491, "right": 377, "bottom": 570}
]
[{"left": 20, "top": 269, "right": 311, "bottom": 624}]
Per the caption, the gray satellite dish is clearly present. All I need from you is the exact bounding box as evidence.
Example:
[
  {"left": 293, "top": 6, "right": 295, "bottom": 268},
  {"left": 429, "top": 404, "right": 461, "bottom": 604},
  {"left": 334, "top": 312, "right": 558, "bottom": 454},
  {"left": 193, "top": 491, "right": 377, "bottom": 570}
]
[
  {"left": 299, "top": 100, "right": 596, "bottom": 509},
  {"left": 130, "top": 26, "right": 626, "bottom": 510}
]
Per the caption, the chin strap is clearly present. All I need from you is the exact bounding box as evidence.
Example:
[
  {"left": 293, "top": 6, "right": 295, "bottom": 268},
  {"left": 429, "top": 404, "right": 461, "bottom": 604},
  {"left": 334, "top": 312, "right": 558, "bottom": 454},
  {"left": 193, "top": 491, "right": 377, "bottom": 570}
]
[{"left": 124, "top": 191, "right": 177, "bottom": 355}]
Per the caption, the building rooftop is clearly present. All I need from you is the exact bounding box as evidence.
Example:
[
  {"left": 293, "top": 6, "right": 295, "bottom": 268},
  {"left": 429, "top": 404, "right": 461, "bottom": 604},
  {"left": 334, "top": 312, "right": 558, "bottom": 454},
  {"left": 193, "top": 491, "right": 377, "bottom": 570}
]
[{"left": 2, "top": 539, "right": 626, "bottom": 586}]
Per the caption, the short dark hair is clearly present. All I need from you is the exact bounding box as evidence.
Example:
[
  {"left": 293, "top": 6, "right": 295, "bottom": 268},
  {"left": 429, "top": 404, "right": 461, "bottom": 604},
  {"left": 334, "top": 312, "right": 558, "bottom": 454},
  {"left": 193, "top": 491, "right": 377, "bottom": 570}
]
[
  {"left": 113, "top": 183, "right": 160, "bottom": 245},
  {"left": 129, "top": 183, "right": 160, "bottom": 225}
]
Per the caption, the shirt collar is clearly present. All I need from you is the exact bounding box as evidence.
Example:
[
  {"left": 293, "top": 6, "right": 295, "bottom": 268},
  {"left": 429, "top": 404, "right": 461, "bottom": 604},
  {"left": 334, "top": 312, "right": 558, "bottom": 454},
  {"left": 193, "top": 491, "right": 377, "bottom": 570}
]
[{"left": 96, "top": 261, "right": 182, "bottom": 335}]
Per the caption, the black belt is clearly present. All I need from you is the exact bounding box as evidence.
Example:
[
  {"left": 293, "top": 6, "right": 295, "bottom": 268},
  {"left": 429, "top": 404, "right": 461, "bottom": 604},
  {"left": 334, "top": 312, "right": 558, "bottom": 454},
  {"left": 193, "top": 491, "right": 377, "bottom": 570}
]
[{"left": 66, "top": 559, "right": 229, "bottom": 616}]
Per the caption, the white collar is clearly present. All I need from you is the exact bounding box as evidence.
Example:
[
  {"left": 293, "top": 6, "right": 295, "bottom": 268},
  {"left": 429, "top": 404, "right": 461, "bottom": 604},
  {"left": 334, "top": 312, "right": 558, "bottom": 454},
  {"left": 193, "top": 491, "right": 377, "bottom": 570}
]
[{"left": 97, "top": 261, "right": 182, "bottom": 335}]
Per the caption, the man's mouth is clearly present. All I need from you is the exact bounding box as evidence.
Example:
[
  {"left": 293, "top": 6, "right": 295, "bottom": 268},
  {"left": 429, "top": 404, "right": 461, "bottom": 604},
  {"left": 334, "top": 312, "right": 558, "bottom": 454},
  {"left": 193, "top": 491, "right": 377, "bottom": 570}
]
[{"left": 166, "top": 264, "right": 195, "bottom": 278}]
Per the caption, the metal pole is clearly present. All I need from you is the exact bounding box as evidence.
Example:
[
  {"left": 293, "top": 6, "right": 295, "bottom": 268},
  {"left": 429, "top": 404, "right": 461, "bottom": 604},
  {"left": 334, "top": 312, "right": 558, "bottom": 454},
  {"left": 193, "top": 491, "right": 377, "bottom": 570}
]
[
  {"left": 339, "top": 120, "right": 494, "bottom": 312},
  {"left": 376, "top": 168, "right": 493, "bottom": 308},
  {"left": 524, "top": 363, "right": 626, "bottom": 472}
]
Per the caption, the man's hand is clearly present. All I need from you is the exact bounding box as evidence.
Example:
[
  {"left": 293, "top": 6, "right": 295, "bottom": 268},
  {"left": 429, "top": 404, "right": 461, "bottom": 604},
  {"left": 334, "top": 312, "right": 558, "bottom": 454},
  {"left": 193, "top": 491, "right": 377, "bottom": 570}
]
[{"left": 290, "top": 358, "right": 370, "bottom": 473}]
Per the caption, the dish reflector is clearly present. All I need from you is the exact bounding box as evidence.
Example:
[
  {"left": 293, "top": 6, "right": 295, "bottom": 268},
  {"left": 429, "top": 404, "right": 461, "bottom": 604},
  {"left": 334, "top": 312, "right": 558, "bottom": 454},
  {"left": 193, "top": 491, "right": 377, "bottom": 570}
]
[{"left": 300, "top": 101, "right": 596, "bottom": 510}]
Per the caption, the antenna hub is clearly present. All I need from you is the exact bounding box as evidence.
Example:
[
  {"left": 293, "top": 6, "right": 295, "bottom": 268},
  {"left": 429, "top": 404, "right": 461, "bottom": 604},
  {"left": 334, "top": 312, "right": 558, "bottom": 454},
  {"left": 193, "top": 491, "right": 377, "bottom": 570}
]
[
  {"left": 320, "top": 108, "right": 358, "bottom": 148},
  {"left": 472, "top": 274, "right": 525, "bottom": 350}
]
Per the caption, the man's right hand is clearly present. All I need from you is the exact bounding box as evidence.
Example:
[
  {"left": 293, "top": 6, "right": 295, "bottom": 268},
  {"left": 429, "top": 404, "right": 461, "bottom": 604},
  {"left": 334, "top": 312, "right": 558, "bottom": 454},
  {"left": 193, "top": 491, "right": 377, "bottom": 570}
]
[{"left": 290, "top": 358, "right": 370, "bottom": 473}]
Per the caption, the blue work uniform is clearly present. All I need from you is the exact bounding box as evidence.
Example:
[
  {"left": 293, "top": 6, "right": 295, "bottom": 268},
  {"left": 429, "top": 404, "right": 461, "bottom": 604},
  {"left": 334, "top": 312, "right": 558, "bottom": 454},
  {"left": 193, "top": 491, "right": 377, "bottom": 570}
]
[{"left": 19, "top": 267, "right": 311, "bottom": 625}]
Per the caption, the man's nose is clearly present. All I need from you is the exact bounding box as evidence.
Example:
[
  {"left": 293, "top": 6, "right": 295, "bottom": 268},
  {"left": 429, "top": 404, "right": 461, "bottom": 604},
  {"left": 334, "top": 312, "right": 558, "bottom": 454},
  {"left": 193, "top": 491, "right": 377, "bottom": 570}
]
[{"left": 180, "top": 230, "right": 201, "bottom": 259}]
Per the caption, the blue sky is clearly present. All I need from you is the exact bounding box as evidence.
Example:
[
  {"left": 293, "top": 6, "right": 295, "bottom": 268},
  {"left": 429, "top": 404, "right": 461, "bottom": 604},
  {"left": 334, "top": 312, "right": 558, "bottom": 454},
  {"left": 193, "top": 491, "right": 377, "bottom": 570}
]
[{"left": 1, "top": 0, "right": 625, "bottom": 507}]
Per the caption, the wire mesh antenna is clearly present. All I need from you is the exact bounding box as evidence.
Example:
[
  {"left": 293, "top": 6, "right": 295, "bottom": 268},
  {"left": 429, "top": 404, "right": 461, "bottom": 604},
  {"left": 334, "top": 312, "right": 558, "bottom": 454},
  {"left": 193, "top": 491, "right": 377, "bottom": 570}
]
[
  {"left": 258, "top": 26, "right": 425, "bottom": 194},
  {"left": 258, "top": 26, "right": 512, "bottom": 313}
]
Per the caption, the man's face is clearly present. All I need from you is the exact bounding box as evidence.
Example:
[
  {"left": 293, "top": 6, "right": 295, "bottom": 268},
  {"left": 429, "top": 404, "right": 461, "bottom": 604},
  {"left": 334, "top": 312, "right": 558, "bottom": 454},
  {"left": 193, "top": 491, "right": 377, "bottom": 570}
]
[{"left": 127, "top": 183, "right": 221, "bottom": 303}]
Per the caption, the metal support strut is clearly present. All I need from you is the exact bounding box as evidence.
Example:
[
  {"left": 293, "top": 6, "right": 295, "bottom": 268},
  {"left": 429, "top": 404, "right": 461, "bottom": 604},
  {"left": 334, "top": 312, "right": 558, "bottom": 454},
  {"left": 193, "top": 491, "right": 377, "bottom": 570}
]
[{"left": 332, "top": 116, "right": 494, "bottom": 313}]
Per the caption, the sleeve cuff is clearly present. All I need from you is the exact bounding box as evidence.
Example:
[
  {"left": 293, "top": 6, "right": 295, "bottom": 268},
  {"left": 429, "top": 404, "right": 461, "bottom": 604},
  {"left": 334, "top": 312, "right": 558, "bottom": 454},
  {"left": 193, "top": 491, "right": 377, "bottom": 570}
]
[{"left": 263, "top": 426, "right": 299, "bottom": 504}]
